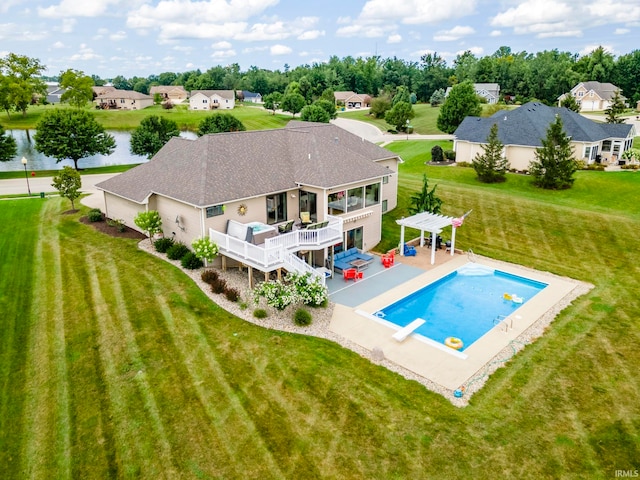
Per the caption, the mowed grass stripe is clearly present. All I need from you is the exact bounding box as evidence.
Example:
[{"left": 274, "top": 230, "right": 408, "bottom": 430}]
[
  {"left": 20, "top": 200, "right": 72, "bottom": 479},
  {"left": 84, "top": 254, "right": 178, "bottom": 478},
  {"left": 131, "top": 266, "right": 287, "bottom": 478},
  {"left": 0, "top": 200, "right": 41, "bottom": 478}
]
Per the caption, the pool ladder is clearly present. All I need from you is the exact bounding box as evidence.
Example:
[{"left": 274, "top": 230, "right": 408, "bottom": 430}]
[{"left": 493, "top": 315, "right": 513, "bottom": 332}]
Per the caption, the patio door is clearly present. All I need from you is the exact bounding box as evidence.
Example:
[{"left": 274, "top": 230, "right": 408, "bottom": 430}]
[
  {"left": 299, "top": 191, "right": 317, "bottom": 222},
  {"left": 345, "top": 226, "right": 363, "bottom": 250}
]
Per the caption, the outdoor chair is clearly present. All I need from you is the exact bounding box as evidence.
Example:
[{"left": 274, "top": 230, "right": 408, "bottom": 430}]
[
  {"left": 300, "top": 212, "right": 312, "bottom": 225},
  {"left": 343, "top": 268, "right": 363, "bottom": 282},
  {"left": 403, "top": 244, "right": 417, "bottom": 256},
  {"left": 278, "top": 220, "right": 294, "bottom": 234}
]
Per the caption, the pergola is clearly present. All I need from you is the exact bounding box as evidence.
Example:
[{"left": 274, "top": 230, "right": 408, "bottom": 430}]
[{"left": 396, "top": 211, "right": 470, "bottom": 265}]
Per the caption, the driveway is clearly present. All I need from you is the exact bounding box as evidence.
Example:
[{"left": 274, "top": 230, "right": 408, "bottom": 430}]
[{"left": 331, "top": 117, "right": 453, "bottom": 144}]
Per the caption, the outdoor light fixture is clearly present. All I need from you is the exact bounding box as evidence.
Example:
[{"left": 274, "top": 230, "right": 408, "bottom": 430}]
[{"left": 21, "top": 157, "right": 31, "bottom": 196}]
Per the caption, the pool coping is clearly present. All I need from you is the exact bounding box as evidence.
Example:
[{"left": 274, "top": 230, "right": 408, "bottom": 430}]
[{"left": 329, "top": 255, "right": 592, "bottom": 406}]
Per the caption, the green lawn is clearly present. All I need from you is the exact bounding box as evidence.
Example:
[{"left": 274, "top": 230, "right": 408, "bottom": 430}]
[
  {"left": 2, "top": 145, "right": 640, "bottom": 478},
  {"left": 338, "top": 103, "right": 444, "bottom": 135},
  {"left": 1, "top": 103, "right": 291, "bottom": 132}
]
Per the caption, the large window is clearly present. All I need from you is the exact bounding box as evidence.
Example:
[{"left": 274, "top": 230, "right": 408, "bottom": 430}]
[
  {"left": 602, "top": 140, "right": 612, "bottom": 152},
  {"left": 365, "top": 183, "right": 380, "bottom": 207},
  {"left": 266, "top": 192, "right": 287, "bottom": 224},
  {"left": 347, "top": 187, "right": 364, "bottom": 211},
  {"left": 299, "top": 191, "right": 317, "bottom": 222},
  {"left": 327, "top": 191, "right": 346, "bottom": 214}
]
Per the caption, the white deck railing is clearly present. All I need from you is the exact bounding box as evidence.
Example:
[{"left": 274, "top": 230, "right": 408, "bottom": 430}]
[{"left": 209, "top": 216, "right": 343, "bottom": 283}]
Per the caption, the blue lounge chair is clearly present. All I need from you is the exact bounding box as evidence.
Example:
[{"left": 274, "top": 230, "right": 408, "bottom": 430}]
[{"left": 404, "top": 244, "right": 417, "bottom": 256}]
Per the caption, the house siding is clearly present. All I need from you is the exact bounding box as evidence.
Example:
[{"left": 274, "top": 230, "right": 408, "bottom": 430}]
[{"left": 103, "top": 193, "right": 146, "bottom": 233}]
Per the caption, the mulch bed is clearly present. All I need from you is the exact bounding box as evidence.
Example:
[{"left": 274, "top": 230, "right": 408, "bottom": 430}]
[{"left": 79, "top": 215, "right": 146, "bottom": 240}]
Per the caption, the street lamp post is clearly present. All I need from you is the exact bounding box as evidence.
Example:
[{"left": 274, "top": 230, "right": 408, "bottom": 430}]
[{"left": 21, "top": 157, "right": 31, "bottom": 196}]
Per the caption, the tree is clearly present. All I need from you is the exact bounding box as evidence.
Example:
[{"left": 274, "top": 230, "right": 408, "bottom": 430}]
[
  {"left": 369, "top": 95, "right": 392, "bottom": 119},
  {"left": 262, "top": 92, "right": 282, "bottom": 115},
  {"left": 0, "top": 53, "right": 46, "bottom": 117},
  {"left": 300, "top": 104, "right": 331, "bottom": 123},
  {"left": 130, "top": 115, "right": 180, "bottom": 158},
  {"left": 472, "top": 123, "right": 510, "bottom": 183},
  {"left": 134, "top": 210, "right": 163, "bottom": 243},
  {"left": 409, "top": 174, "right": 442, "bottom": 214},
  {"left": 280, "top": 93, "right": 306, "bottom": 117},
  {"left": 431, "top": 145, "right": 444, "bottom": 163},
  {"left": 560, "top": 94, "right": 581, "bottom": 112},
  {"left": 437, "top": 81, "right": 482, "bottom": 134},
  {"left": 51, "top": 166, "right": 82, "bottom": 210},
  {"left": 196, "top": 113, "right": 246, "bottom": 136},
  {"left": 605, "top": 90, "right": 626, "bottom": 124},
  {"left": 312, "top": 99, "right": 336, "bottom": 119},
  {"left": 59, "top": 68, "right": 94, "bottom": 108},
  {"left": 529, "top": 115, "right": 577, "bottom": 189},
  {"left": 34, "top": 109, "right": 116, "bottom": 170},
  {"left": 0, "top": 124, "right": 17, "bottom": 162},
  {"left": 429, "top": 88, "right": 446, "bottom": 106},
  {"left": 384, "top": 101, "right": 415, "bottom": 131},
  {"left": 392, "top": 85, "right": 411, "bottom": 105}
]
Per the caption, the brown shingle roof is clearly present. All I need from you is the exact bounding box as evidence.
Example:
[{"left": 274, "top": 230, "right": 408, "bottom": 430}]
[
  {"left": 96, "top": 122, "right": 396, "bottom": 207},
  {"left": 98, "top": 89, "right": 153, "bottom": 100}
]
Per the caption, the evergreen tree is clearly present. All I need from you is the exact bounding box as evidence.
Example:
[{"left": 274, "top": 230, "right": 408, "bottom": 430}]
[
  {"left": 605, "top": 90, "right": 626, "bottom": 124},
  {"left": 392, "top": 86, "right": 411, "bottom": 105},
  {"left": 437, "top": 81, "right": 482, "bottom": 134},
  {"left": 196, "top": 113, "right": 246, "bottom": 136},
  {"left": 560, "top": 94, "right": 581, "bottom": 112},
  {"left": 529, "top": 115, "right": 577, "bottom": 189},
  {"left": 300, "top": 104, "right": 330, "bottom": 123},
  {"left": 409, "top": 174, "right": 442, "bottom": 214},
  {"left": 472, "top": 123, "right": 510, "bottom": 183},
  {"left": 384, "top": 101, "right": 414, "bottom": 131},
  {"left": 429, "top": 88, "right": 446, "bottom": 106},
  {"left": 430, "top": 145, "right": 444, "bottom": 163}
]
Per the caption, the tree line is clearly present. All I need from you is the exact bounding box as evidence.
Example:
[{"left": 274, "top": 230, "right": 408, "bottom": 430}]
[{"left": 69, "top": 46, "right": 640, "bottom": 107}]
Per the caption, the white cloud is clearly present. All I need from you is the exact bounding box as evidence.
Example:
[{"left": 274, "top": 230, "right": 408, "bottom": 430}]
[
  {"left": 52, "top": 41, "right": 65, "bottom": 49},
  {"left": 211, "top": 49, "right": 236, "bottom": 59},
  {"left": 490, "top": 30, "right": 501, "bottom": 37},
  {"left": 491, "top": 1, "right": 573, "bottom": 29},
  {"left": 39, "top": 0, "right": 138, "bottom": 18},
  {"left": 270, "top": 44, "right": 292, "bottom": 55},
  {"left": 211, "top": 41, "right": 233, "bottom": 49},
  {"left": 434, "top": 25, "right": 475, "bottom": 42},
  {"left": 110, "top": 31, "right": 127, "bottom": 41},
  {"left": 69, "top": 46, "right": 101, "bottom": 61},
  {"left": 578, "top": 44, "right": 614, "bottom": 57},
  {"left": 60, "top": 18, "right": 76, "bottom": 33},
  {"left": 298, "top": 30, "right": 324, "bottom": 40},
  {"left": 614, "top": 28, "right": 630, "bottom": 34},
  {"left": 456, "top": 46, "right": 483, "bottom": 56},
  {"left": 387, "top": 34, "right": 402, "bottom": 44},
  {"left": 358, "top": 0, "right": 477, "bottom": 24},
  {"left": 336, "top": 24, "right": 394, "bottom": 38},
  {"left": 0, "top": 0, "right": 22, "bottom": 14}
]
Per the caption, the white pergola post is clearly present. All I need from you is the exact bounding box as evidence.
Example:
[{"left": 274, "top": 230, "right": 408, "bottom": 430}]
[
  {"left": 399, "top": 225, "right": 406, "bottom": 256},
  {"left": 430, "top": 231, "right": 437, "bottom": 265},
  {"left": 450, "top": 226, "right": 457, "bottom": 256}
]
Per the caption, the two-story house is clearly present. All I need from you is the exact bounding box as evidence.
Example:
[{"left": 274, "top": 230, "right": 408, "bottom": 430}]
[{"left": 189, "top": 90, "right": 236, "bottom": 110}]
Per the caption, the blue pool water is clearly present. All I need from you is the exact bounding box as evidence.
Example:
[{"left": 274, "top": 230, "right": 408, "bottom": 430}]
[{"left": 374, "top": 263, "right": 547, "bottom": 351}]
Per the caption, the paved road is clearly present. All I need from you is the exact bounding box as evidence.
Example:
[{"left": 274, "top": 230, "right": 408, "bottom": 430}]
[
  {"left": 0, "top": 173, "right": 116, "bottom": 209},
  {"left": 331, "top": 117, "right": 454, "bottom": 144}
]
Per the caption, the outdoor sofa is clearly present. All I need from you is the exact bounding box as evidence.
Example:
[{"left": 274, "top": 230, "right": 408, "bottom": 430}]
[{"left": 333, "top": 247, "right": 374, "bottom": 272}]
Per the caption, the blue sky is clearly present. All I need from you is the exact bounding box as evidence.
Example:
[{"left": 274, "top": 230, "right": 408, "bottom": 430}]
[{"left": 2, "top": 0, "right": 639, "bottom": 78}]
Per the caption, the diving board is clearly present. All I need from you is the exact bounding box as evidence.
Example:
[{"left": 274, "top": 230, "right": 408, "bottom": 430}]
[{"left": 392, "top": 318, "right": 426, "bottom": 342}]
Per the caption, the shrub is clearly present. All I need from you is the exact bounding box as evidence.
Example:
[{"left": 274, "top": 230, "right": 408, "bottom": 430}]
[
  {"left": 191, "top": 237, "right": 219, "bottom": 263},
  {"left": 211, "top": 278, "right": 227, "bottom": 294},
  {"left": 154, "top": 237, "right": 175, "bottom": 253},
  {"left": 201, "top": 269, "right": 219, "bottom": 284},
  {"left": 431, "top": 145, "right": 444, "bottom": 163},
  {"left": 181, "top": 252, "right": 203, "bottom": 269},
  {"left": 87, "top": 208, "right": 103, "bottom": 222},
  {"left": 224, "top": 287, "right": 240, "bottom": 302},
  {"left": 444, "top": 150, "right": 456, "bottom": 161},
  {"left": 253, "top": 308, "right": 268, "bottom": 319},
  {"left": 166, "top": 242, "right": 189, "bottom": 260},
  {"left": 285, "top": 271, "right": 329, "bottom": 307},
  {"left": 253, "top": 279, "right": 297, "bottom": 311},
  {"left": 107, "top": 218, "right": 126, "bottom": 232},
  {"left": 293, "top": 308, "right": 312, "bottom": 326}
]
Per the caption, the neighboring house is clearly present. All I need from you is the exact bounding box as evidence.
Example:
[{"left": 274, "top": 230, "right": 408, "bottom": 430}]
[
  {"left": 189, "top": 90, "right": 236, "bottom": 110},
  {"left": 237, "top": 90, "right": 262, "bottom": 103},
  {"left": 445, "top": 83, "right": 501, "bottom": 104},
  {"left": 334, "top": 91, "right": 371, "bottom": 109},
  {"left": 558, "top": 81, "right": 627, "bottom": 112},
  {"left": 45, "top": 82, "right": 66, "bottom": 104},
  {"left": 96, "top": 122, "right": 400, "bottom": 282},
  {"left": 95, "top": 89, "right": 154, "bottom": 110},
  {"left": 149, "top": 85, "right": 188, "bottom": 103},
  {"left": 92, "top": 85, "right": 116, "bottom": 97},
  {"left": 454, "top": 102, "right": 635, "bottom": 171}
]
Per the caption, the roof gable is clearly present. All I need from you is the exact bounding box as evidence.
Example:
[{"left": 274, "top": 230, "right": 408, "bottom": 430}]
[
  {"left": 97, "top": 122, "right": 397, "bottom": 206},
  {"left": 454, "top": 102, "right": 633, "bottom": 146}
]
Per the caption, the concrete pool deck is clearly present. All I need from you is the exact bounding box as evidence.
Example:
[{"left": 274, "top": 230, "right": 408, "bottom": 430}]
[{"left": 329, "top": 252, "right": 590, "bottom": 403}]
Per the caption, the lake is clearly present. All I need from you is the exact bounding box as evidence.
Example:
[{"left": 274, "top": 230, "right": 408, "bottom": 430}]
[{"left": 0, "top": 129, "right": 197, "bottom": 172}]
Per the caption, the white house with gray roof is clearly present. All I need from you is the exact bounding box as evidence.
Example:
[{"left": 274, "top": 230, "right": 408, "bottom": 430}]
[
  {"left": 454, "top": 102, "right": 635, "bottom": 171},
  {"left": 445, "top": 83, "right": 500, "bottom": 104},
  {"left": 558, "top": 81, "right": 627, "bottom": 112},
  {"left": 96, "top": 121, "right": 400, "bottom": 281},
  {"left": 189, "top": 90, "right": 235, "bottom": 110}
]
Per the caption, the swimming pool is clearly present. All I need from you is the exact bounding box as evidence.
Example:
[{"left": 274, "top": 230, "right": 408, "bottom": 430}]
[{"left": 373, "top": 263, "right": 547, "bottom": 351}]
